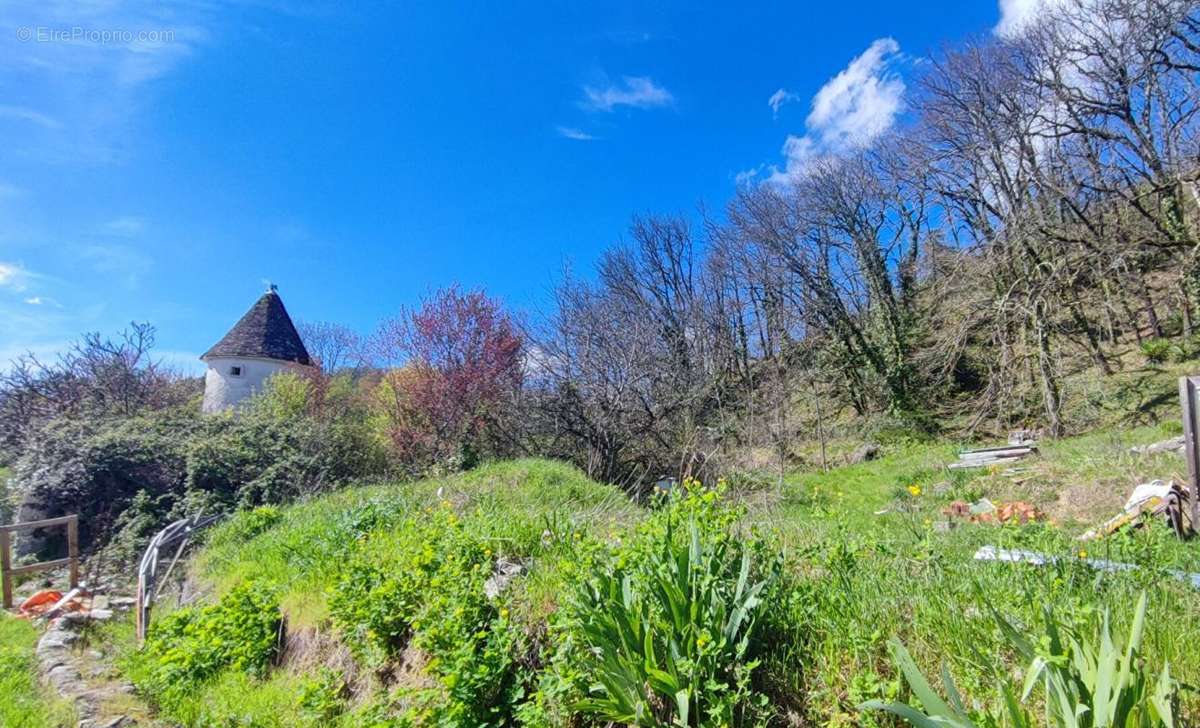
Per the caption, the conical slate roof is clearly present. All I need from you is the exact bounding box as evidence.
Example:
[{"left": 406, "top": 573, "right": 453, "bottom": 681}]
[{"left": 201, "top": 288, "right": 312, "bottom": 365}]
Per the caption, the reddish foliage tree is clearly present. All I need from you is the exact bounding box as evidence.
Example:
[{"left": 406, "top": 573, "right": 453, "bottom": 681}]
[{"left": 373, "top": 286, "right": 523, "bottom": 467}]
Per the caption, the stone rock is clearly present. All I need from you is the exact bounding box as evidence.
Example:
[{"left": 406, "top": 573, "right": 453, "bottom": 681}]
[
  {"left": 61, "top": 612, "right": 93, "bottom": 625},
  {"left": 484, "top": 558, "right": 526, "bottom": 599},
  {"left": 847, "top": 443, "right": 881, "bottom": 464},
  {"left": 46, "top": 663, "right": 85, "bottom": 695},
  {"left": 39, "top": 629, "right": 77, "bottom": 649},
  {"left": 78, "top": 718, "right": 133, "bottom": 728},
  {"left": 930, "top": 480, "right": 953, "bottom": 496},
  {"left": 108, "top": 596, "right": 136, "bottom": 610},
  {"left": 1130, "top": 436, "right": 1185, "bottom": 456},
  {"left": 38, "top": 609, "right": 140, "bottom": 727}
]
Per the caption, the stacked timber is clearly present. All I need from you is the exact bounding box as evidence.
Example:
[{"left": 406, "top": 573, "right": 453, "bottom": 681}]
[{"left": 948, "top": 444, "right": 1037, "bottom": 470}]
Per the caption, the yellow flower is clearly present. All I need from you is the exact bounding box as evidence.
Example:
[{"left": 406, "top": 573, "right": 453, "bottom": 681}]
[
  {"left": 907, "top": 484, "right": 922, "bottom": 497},
  {"left": 1078, "top": 549, "right": 1088, "bottom": 559},
  {"left": 499, "top": 608, "right": 509, "bottom": 619}
]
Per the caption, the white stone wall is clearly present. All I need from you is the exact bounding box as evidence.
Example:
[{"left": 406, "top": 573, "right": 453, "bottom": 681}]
[{"left": 201, "top": 356, "right": 292, "bottom": 413}]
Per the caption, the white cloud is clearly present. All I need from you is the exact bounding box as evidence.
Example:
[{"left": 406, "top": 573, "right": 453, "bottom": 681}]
[
  {"left": 0, "top": 261, "right": 31, "bottom": 290},
  {"left": 556, "top": 126, "right": 598, "bottom": 141},
  {"left": 995, "top": 0, "right": 1067, "bottom": 36},
  {"left": 583, "top": 76, "right": 673, "bottom": 112},
  {"left": 807, "top": 38, "right": 905, "bottom": 149},
  {"left": 768, "top": 88, "right": 798, "bottom": 118},
  {"left": 24, "top": 295, "right": 61, "bottom": 307},
  {"left": 765, "top": 37, "right": 906, "bottom": 183},
  {"left": 734, "top": 165, "right": 770, "bottom": 187}
]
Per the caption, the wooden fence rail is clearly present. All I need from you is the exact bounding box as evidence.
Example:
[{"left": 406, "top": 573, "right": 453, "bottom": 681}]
[{"left": 0, "top": 514, "right": 79, "bottom": 609}]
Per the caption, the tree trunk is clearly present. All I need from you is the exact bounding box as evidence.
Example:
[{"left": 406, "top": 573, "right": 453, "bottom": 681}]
[
  {"left": 1137, "top": 272, "right": 1163, "bottom": 339},
  {"left": 1068, "top": 303, "right": 1111, "bottom": 376},
  {"left": 1180, "top": 279, "right": 1194, "bottom": 339},
  {"left": 1034, "top": 298, "right": 1063, "bottom": 437}
]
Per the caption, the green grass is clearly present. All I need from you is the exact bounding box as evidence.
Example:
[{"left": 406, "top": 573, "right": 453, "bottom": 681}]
[
  {"left": 0, "top": 615, "right": 75, "bottom": 728},
  {"left": 747, "top": 424, "right": 1200, "bottom": 724},
  {"left": 118, "top": 459, "right": 640, "bottom": 725},
  {"left": 113, "top": 439, "right": 1200, "bottom": 726},
  {"left": 194, "top": 458, "right": 638, "bottom": 628}
]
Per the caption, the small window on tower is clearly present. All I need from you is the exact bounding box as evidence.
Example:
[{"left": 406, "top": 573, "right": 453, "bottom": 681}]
[{"left": 229, "top": 366, "right": 243, "bottom": 376}]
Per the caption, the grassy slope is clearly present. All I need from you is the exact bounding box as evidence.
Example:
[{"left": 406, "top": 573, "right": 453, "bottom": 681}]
[
  {"left": 195, "top": 458, "right": 639, "bottom": 628},
  {"left": 115, "top": 459, "right": 640, "bottom": 725},
  {"left": 112, "top": 432, "right": 1200, "bottom": 726},
  {"left": 0, "top": 615, "right": 75, "bottom": 728}
]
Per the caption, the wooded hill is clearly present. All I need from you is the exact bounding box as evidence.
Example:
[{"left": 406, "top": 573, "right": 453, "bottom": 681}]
[{"left": 519, "top": 0, "right": 1200, "bottom": 484}]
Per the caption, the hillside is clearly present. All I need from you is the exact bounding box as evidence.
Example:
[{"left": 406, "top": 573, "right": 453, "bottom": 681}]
[{"left": 15, "top": 442, "right": 1190, "bottom": 727}]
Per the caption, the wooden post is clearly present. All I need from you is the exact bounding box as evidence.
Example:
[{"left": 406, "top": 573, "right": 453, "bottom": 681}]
[
  {"left": 66, "top": 515, "right": 79, "bottom": 590},
  {"left": 1180, "top": 377, "right": 1200, "bottom": 535},
  {"left": 0, "top": 530, "right": 12, "bottom": 610}
]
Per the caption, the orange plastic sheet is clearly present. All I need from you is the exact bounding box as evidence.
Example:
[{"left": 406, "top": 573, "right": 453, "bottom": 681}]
[{"left": 15, "top": 589, "right": 86, "bottom": 618}]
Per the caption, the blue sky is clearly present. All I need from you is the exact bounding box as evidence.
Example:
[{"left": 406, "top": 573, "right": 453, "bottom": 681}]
[{"left": 0, "top": 1, "right": 1035, "bottom": 373}]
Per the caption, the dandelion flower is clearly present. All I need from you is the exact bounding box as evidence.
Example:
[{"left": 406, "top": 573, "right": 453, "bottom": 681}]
[{"left": 907, "top": 484, "right": 922, "bottom": 497}]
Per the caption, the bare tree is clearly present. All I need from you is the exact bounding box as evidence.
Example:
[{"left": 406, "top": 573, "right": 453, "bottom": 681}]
[
  {"left": 297, "top": 321, "right": 366, "bottom": 373},
  {"left": 0, "top": 323, "right": 195, "bottom": 460}
]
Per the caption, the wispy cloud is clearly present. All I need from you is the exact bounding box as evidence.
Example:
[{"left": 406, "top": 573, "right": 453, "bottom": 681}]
[
  {"left": 0, "top": 1, "right": 208, "bottom": 163},
  {"left": 766, "top": 37, "right": 906, "bottom": 183},
  {"left": 556, "top": 126, "right": 598, "bottom": 141},
  {"left": 24, "top": 296, "right": 62, "bottom": 307},
  {"left": 767, "top": 88, "right": 799, "bottom": 118},
  {"left": 0, "top": 105, "right": 62, "bottom": 129},
  {"left": 79, "top": 243, "right": 152, "bottom": 288},
  {"left": 582, "top": 76, "right": 673, "bottom": 112},
  {"left": 102, "top": 215, "right": 147, "bottom": 236},
  {"left": 807, "top": 38, "right": 905, "bottom": 149},
  {"left": 600, "top": 29, "right": 657, "bottom": 45},
  {"left": 734, "top": 166, "right": 764, "bottom": 187},
  {"left": 0, "top": 261, "right": 32, "bottom": 290},
  {"left": 995, "top": 0, "right": 1067, "bottom": 36}
]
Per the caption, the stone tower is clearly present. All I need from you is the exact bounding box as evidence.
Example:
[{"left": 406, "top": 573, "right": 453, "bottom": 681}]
[{"left": 200, "top": 285, "right": 312, "bottom": 413}]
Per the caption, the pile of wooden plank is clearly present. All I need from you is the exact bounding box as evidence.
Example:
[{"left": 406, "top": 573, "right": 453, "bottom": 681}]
[{"left": 948, "top": 444, "right": 1038, "bottom": 470}]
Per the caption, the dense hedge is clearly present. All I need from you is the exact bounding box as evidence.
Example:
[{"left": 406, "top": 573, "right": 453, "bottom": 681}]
[{"left": 9, "top": 407, "right": 385, "bottom": 560}]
